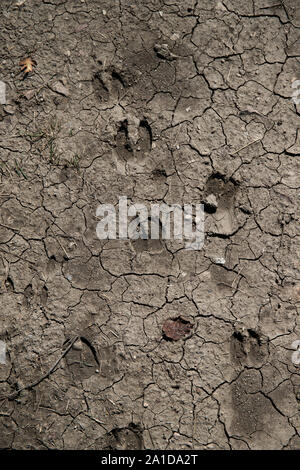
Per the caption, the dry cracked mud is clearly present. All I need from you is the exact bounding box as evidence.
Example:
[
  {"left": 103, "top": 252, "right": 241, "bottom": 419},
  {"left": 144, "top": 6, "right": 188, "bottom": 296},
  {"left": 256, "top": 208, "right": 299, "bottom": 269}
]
[{"left": 0, "top": 0, "right": 299, "bottom": 451}]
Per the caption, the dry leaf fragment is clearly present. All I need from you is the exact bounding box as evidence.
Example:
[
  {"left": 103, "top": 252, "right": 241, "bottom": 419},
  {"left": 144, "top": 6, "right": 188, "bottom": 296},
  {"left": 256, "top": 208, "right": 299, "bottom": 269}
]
[
  {"left": 162, "top": 316, "right": 193, "bottom": 341},
  {"left": 19, "top": 57, "right": 36, "bottom": 76},
  {"left": 15, "top": 0, "right": 26, "bottom": 6},
  {"left": 22, "top": 89, "right": 35, "bottom": 100},
  {"left": 51, "top": 81, "right": 69, "bottom": 97}
]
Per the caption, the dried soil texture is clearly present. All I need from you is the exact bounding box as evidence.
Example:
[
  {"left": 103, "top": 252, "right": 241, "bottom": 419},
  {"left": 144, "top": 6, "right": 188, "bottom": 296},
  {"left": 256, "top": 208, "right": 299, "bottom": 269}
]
[{"left": 0, "top": 0, "right": 300, "bottom": 450}]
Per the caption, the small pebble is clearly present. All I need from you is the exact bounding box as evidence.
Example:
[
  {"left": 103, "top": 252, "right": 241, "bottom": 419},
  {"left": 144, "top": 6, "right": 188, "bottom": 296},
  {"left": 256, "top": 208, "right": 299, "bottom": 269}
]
[{"left": 72, "top": 339, "right": 83, "bottom": 351}]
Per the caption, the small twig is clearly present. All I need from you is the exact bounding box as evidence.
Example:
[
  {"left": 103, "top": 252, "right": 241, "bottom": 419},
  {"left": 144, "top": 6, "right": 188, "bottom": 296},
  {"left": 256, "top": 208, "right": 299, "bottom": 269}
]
[
  {"left": 0, "top": 158, "right": 13, "bottom": 179},
  {"left": 0, "top": 247, "right": 35, "bottom": 265},
  {"left": 227, "top": 65, "right": 232, "bottom": 82},
  {"left": 14, "top": 159, "right": 27, "bottom": 179},
  {"left": 108, "top": 328, "right": 119, "bottom": 338},
  {"left": 260, "top": 3, "right": 283, "bottom": 9},
  {"left": 192, "top": 411, "right": 196, "bottom": 448},
  {"left": 147, "top": 428, "right": 155, "bottom": 448},
  {"left": 34, "top": 389, "right": 42, "bottom": 413},
  {"left": 232, "top": 266, "right": 244, "bottom": 289},
  {"left": 68, "top": 360, "right": 95, "bottom": 368},
  {"left": 0, "top": 336, "right": 79, "bottom": 401},
  {"left": 230, "top": 137, "right": 262, "bottom": 155},
  {"left": 0, "top": 223, "right": 20, "bottom": 232},
  {"left": 46, "top": 219, "right": 69, "bottom": 259}
]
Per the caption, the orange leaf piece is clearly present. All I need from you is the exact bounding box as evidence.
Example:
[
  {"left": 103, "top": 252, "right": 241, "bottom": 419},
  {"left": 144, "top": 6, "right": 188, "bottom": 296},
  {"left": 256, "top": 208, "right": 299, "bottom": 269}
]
[{"left": 19, "top": 57, "right": 36, "bottom": 75}]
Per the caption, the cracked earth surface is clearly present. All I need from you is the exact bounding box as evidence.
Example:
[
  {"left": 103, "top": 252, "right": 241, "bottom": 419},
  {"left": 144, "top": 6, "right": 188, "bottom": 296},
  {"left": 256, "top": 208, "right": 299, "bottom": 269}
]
[{"left": 0, "top": 0, "right": 300, "bottom": 450}]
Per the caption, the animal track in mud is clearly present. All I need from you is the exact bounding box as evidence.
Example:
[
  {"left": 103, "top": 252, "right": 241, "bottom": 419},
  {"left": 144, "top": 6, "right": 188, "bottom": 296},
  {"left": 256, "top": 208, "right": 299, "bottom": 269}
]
[
  {"left": 66, "top": 336, "right": 99, "bottom": 381},
  {"left": 98, "top": 344, "right": 119, "bottom": 378},
  {"left": 92, "top": 64, "right": 132, "bottom": 103},
  {"left": 231, "top": 371, "right": 269, "bottom": 438},
  {"left": 131, "top": 216, "right": 165, "bottom": 254},
  {"left": 40, "top": 285, "right": 48, "bottom": 306},
  {"left": 210, "top": 264, "right": 235, "bottom": 292},
  {"left": 96, "top": 423, "right": 144, "bottom": 450},
  {"left": 152, "top": 167, "right": 167, "bottom": 179},
  {"left": 4, "top": 276, "right": 14, "bottom": 292},
  {"left": 23, "top": 283, "right": 48, "bottom": 308},
  {"left": 1, "top": 0, "right": 298, "bottom": 451},
  {"left": 93, "top": 71, "right": 110, "bottom": 101},
  {"left": 132, "top": 238, "right": 164, "bottom": 255},
  {"left": 231, "top": 328, "right": 269, "bottom": 367},
  {"left": 115, "top": 118, "right": 152, "bottom": 163},
  {"left": 116, "top": 119, "right": 133, "bottom": 161},
  {"left": 65, "top": 339, "right": 120, "bottom": 384},
  {"left": 138, "top": 119, "right": 152, "bottom": 153},
  {"left": 204, "top": 173, "right": 239, "bottom": 236},
  {"left": 23, "top": 283, "right": 33, "bottom": 308}
]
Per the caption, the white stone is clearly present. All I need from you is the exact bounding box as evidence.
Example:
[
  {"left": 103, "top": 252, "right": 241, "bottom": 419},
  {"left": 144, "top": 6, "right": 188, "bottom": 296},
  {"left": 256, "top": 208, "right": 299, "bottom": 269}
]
[
  {"left": 0, "top": 81, "right": 6, "bottom": 104},
  {"left": 0, "top": 341, "right": 6, "bottom": 364},
  {"left": 214, "top": 257, "right": 226, "bottom": 265}
]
